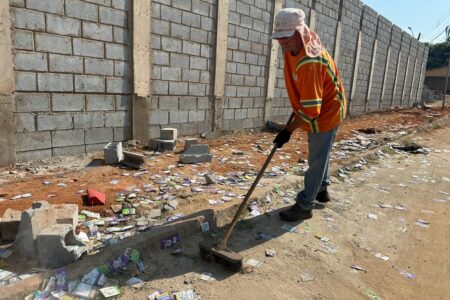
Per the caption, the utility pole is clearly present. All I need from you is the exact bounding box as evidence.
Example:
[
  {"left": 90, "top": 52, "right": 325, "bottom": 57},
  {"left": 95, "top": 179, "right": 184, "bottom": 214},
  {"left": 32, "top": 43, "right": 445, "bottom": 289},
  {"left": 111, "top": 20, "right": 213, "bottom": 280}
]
[{"left": 443, "top": 53, "right": 450, "bottom": 110}]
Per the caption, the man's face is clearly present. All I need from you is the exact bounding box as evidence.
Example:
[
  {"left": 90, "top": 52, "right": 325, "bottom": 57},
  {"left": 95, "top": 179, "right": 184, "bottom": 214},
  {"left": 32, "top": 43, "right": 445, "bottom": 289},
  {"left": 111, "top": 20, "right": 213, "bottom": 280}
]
[{"left": 277, "top": 31, "right": 302, "bottom": 54}]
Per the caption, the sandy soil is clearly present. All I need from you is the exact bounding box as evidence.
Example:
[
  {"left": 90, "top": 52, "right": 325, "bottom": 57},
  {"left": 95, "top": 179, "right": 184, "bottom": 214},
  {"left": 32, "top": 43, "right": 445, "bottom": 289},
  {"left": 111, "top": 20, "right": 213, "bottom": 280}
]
[
  {"left": 0, "top": 106, "right": 449, "bottom": 300},
  {"left": 0, "top": 106, "right": 449, "bottom": 217},
  {"left": 115, "top": 124, "right": 450, "bottom": 300}
]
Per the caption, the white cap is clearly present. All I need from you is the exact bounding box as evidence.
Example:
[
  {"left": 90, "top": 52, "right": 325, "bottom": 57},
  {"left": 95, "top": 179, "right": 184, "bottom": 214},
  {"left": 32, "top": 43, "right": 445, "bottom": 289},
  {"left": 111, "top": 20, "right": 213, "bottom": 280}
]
[
  {"left": 271, "top": 8, "right": 305, "bottom": 39},
  {"left": 271, "top": 8, "right": 324, "bottom": 58}
]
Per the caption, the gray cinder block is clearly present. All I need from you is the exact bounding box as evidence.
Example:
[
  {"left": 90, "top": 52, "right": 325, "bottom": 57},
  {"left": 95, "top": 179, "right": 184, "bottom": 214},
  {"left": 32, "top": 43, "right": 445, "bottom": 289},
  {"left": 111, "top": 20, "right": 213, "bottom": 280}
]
[
  {"left": 160, "top": 128, "right": 178, "bottom": 140},
  {"left": 184, "top": 138, "right": 198, "bottom": 151},
  {"left": 104, "top": 141, "right": 124, "bottom": 164},
  {"left": 148, "top": 139, "right": 176, "bottom": 152},
  {"left": 179, "top": 144, "right": 212, "bottom": 164}
]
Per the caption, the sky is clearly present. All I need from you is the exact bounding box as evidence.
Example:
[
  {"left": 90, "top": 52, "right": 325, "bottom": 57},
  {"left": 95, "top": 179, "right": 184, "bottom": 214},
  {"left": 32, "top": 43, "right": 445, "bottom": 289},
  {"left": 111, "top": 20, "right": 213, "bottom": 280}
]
[{"left": 361, "top": 0, "right": 450, "bottom": 44}]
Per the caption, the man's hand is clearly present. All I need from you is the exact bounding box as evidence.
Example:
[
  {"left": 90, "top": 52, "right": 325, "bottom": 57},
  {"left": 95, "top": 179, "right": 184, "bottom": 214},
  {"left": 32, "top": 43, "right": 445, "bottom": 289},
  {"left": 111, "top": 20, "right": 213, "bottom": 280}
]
[{"left": 273, "top": 128, "right": 291, "bottom": 148}]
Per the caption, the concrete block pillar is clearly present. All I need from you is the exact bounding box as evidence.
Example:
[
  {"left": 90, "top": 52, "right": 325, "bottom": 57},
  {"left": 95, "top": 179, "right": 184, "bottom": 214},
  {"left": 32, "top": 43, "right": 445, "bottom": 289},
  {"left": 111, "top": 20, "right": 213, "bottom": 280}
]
[
  {"left": 349, "top": 31, "right": 362, "bottom": 115},
  {"left": 365, "top": 39, "right": 378, "bottom": 112},
  {"left": 400, "top": 37, "right": 412, "bottom": 106},
  {"left": 309, "top": 9, "right": 317, "bottom": 32},
  {"left": 132, "top": 0, "right": 151, "bottom": 143},
  {"left": 333, "top": 22, "right": 342, "bottom": 65},
  {"left": 212, "top": 0, "right": 229, "bottom": 133},
  {"left": 408, "top": 56, "right": 419, "bottom": 106},
  {"left": 379, "top": 46, "right": 391, "bottom": 110},
  {"left": 391, "top": 51, "right": 402, "bottom": 107},
  {"left": 400, "top": 56, "right": 410, "bottom": 106},
  {"left": 263, "top": 0, "right": 282, "bottom": 123},
  {"left": 0, "top": 1, "right": 16, "bottom": 166}
]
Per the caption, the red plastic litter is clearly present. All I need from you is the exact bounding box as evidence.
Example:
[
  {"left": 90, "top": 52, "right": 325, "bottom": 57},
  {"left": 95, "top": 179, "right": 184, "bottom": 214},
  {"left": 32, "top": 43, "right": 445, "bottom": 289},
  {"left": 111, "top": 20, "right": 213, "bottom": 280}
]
[{"left": 87, "top": 189, "right": 106, "bottom": 205}]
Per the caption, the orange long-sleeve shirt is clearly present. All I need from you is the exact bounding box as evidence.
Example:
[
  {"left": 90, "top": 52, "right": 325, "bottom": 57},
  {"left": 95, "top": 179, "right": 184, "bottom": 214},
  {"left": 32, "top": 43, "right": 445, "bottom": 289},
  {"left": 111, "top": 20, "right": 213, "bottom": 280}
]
[{"left": 283, "top": 47, "right": 346, "bottom": 133}]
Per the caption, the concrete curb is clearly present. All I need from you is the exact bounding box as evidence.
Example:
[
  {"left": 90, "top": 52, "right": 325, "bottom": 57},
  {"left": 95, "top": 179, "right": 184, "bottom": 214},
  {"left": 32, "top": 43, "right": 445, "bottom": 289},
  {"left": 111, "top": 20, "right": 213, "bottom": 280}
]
[{"left": 2, "top": 114, "right": 449, "bottom": 299}]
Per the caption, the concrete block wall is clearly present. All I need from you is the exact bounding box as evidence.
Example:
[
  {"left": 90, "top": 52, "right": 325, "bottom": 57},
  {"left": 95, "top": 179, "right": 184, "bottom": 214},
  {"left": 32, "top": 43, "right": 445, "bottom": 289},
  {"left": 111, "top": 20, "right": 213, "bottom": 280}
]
[
  {"left": 10, "top": 0, "right": 132, "bottom": 161},
  {"left": 404, "top": 39, "right": 418, "bottom": 106},
  {"left": 412, "top": 43, "right": 426, "bottom": 101},
  {"left": 338, "top": 0, "right": 364, "bottom": 100},
  {"left": 352, "top": 5, "right": 378, "bottom": 113},
  {"left": 4, "top": 0, "right": 430, "bottom": 164},
  {"left": 368, "top": 15, "right": 391, "bottom": 111},
  {"left": 149, "top": 0, "right": 216, "bottom": 138},
  {"left": 382, "top": 25, "right": 402, "bottom": 109},
  {"left": 222, "top": 0, "right": 272, "bottom": 131},
  {"left": 314, "top": 0, "right": 339, "bottom": 58},
  {"left": 417, "top": 46, "right": 429, "bottom": 99},
  {"left": 392, "top": 32, "right": 411, "bottom": 106}
]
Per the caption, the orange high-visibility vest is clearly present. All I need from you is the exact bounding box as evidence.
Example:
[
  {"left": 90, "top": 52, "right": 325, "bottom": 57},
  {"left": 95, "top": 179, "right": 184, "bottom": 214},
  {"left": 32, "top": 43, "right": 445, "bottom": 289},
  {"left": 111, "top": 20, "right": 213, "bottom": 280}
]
[{"left": 283, "top": 47, "right": 346, "bottom": 133}]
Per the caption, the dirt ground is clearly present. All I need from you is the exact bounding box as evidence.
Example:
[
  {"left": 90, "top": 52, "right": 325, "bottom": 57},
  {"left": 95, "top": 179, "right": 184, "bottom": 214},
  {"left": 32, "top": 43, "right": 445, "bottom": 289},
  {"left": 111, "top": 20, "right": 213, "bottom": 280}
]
[
  {"left": 1, "top": 105, "right": 450, "bottom": 299},
  {"left": 117, "top": 124, "right": 450, "bottom": 300},
  {"left": 0, "top": 106, "right": 449, "bottom": 217}
]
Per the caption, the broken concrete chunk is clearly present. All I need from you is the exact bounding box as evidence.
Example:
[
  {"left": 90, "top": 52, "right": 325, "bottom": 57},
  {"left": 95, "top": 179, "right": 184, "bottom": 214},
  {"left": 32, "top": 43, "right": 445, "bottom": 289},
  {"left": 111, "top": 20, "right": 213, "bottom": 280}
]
[
  {"left": 184, "top": 138, "right": 198, "bottom": 151},
  {"left": 104, "top": 142, "right": 124, "bottom": 165},
  {"left": 148, "top": 139, "right": 176, "bottom": 152},
  {"left": 14, "top": 203, "right": 57, "bottom": 259},
  {"left": 36, "top": 224, "right": 85, "bottom": 268},
  {"left": 179, "top": 144, "right": 213, "bottom": 164},
  {"left": 160, "top": 128, "right": 178, "bottom": 140},
  {"left": 121, "top": 151, "right": 145, "bottom": 169},
  {"left": 54, "top": 204, "right": 79, "bottom": 229}
]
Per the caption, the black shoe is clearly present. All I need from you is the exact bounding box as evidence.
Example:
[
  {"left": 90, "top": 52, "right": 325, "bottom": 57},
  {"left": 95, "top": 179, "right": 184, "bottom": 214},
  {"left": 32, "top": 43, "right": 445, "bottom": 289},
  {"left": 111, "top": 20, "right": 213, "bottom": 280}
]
[
  {"left": 316, "top": 190, "right": 331, "bottom": 203},
  {"left": 279, "top": 204, "right": 312, "bottom": 222}
]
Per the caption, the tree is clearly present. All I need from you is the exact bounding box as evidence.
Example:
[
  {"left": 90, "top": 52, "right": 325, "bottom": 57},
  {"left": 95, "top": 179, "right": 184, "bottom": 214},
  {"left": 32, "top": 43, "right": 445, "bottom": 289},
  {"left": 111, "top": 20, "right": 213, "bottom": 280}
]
[
  {"left": 447, "top": 26, "right": 450, "bottom": 42},
  {"left": 426, "top": 42, "right": 450, "bottom": 69}
]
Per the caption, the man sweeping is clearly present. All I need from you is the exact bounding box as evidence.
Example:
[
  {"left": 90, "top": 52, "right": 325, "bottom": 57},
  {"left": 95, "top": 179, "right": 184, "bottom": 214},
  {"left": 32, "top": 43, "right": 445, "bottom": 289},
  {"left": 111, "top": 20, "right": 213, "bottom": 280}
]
[{"left": 272, "top": 8, "right": 347, "bottom": 221}]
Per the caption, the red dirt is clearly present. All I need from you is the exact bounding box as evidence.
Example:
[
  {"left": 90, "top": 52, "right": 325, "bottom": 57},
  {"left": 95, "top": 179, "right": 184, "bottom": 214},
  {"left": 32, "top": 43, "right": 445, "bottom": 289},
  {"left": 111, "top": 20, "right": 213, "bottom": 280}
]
[{"left": 1, "top": 106, "right": 449, "bottom": 216}]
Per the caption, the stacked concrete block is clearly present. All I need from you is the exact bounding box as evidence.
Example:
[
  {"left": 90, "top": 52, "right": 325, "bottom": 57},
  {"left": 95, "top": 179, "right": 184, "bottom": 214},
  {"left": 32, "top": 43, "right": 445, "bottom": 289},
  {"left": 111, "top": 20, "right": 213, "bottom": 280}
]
[
  {"left": 314, "top": 0, "right": 340, "bottom": 57},
  {"left": 383, "top": 25, "right": 403, "bottom": 109},
  {"left": 352, "top": 5, "right": 378, "bottom": 114},
  {"left": 369, "top": 16, "right": 392, "bottom": 111},
  {"left": 404, "top": 39, "right": 419, "bottom": 107},
  {"left": 412, "top": 44, "right": 426, "bottom": 102},
  {"left": 392, "top": 32, "right": 411, "bottom": 106},
  {"left": 6, "top": 0, "right": 430, "bottom": 161},
  {"left": 337, "top": 0, "right": 364, "bottom": 101},
  {"left": 10, "top": 0, "right": 132, "bottom": 161},
  {"left": 149, "top": 127, "right": 177, "bottom": 152},
  {"left": 223, "top": 0, "right": 272, "bottom": 130},
  {"left": 179, "top": 144, "right": 212, "bottom": 164},
  {"left": 150, "top": 0, "right": 215, "bottom": 137}
]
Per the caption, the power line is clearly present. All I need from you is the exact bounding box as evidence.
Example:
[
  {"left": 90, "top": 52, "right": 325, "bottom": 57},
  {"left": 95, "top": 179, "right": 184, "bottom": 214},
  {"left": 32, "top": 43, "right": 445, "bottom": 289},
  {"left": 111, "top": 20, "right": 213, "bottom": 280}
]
[
  {"left": 428, "top": 29, "right": 445, "bottom": 43},
  {"left": 423, "top": 13, "right": 450, "bottom": 41}
]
